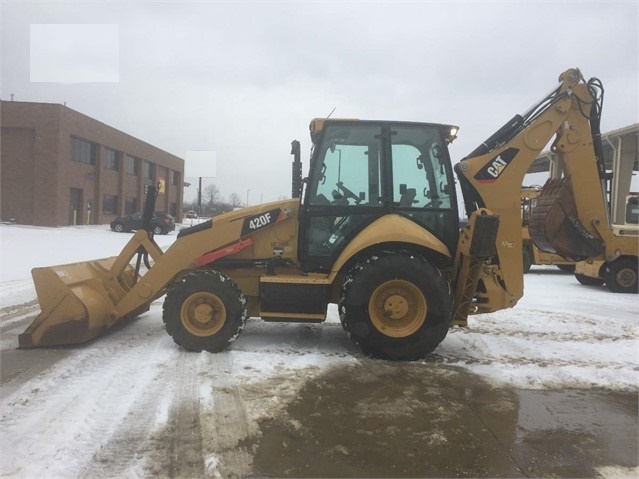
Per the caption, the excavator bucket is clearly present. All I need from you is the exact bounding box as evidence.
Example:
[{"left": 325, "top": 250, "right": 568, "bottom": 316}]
[
  {"left": 529, "top": 178, "right": 604, "bottom": 261},
  {"left": 18, "top": 257, "right": 138, "bottom": 348}
]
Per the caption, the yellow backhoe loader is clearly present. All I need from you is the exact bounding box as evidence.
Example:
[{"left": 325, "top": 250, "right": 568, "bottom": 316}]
[{"left": 19, "top": 68, "right": 638, "bottom": 360}]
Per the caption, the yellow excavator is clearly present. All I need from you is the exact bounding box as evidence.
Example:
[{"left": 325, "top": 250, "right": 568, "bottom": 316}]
[{"left": 19, "top": 68, "right": 638, "bottom": 360}]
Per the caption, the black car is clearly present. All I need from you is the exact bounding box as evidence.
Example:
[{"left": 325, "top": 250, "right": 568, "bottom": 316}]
[{"left": 110, "top": 212, "right": 176, "bottom": 235}]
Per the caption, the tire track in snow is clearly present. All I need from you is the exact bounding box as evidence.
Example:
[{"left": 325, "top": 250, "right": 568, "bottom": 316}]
[
  {"left": 165, "top": 352, "right": 206, "bottom": 479},
  {"left": 0, "top": 310, "right": 174, "bottom": 478},
  {"left": 199, "top": 353, "right": 253, "bottom": 478},
  {"left": 435, "top": 352, "right": 639, "bottom": 371},
  {"left": 77, "top": 348, "right": 179, "bottom": 478},
  {"left": 454, "top": 325, "right": 636, "bottom": 344}
]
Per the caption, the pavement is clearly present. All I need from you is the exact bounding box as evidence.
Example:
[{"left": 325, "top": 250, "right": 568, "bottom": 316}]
[{"left": 245, "top": 361, "right": 638, "bottom": 478}]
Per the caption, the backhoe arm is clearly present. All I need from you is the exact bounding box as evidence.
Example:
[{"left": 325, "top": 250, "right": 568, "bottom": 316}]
[{"left": 453, "top": 68, "right": 601, "bottom": 314}]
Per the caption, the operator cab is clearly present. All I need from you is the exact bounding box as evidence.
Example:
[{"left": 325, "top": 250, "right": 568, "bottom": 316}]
[{"left": 300, "top": 119, "right": 460, "bottom": 272}]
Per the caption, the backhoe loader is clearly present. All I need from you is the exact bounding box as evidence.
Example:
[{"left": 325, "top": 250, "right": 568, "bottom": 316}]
[{"left": 19, "top": 67, "right": 635, "bottom": 360}]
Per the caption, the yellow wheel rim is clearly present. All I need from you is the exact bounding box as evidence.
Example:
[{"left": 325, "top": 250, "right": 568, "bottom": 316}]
[
  {"left": 369, "top": 279, "right": 427, "bottom": 338},
  {"left": 180, "top": 291, "right": 226, "bottom": 337}
]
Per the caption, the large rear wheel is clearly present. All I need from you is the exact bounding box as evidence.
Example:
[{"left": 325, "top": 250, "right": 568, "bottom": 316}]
[
  {"left": 163, "top": 270, "right": 247, "bottom": 352},
  {"left": 339, "top": 253, "right": 453, "bottom": 361}
]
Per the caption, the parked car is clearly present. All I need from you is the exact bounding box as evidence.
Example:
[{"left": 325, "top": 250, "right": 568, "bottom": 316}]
[
  {"left": 186, "top": 210, "right": 198, "bottom": 219},
  {"left": 110, "top": 212, "right": 176, "bottom": 235}
]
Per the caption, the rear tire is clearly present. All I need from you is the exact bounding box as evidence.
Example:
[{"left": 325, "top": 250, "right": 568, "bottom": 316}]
[
  {"left": 153, "top": 225, "right": 163, "bottom": 235},
  {"left": 604, "top": 258, "right": 638, "bottom": 293},
  {"left": 339, "top": 253, "right": 453, "bottom": 361},
  {"left": 575, "top": 273, "right": 604, "bottom": 286},
  {"left": 163, "top": 271, "right": 247, "bottom": 352}
]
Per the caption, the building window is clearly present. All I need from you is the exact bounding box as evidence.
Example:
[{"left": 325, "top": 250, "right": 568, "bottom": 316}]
[
  {"left": 125, "top": 155, "right": 138, "bottom": 175},
  {"left": 170, "top": 170, "right": 180, "bottom": 186},
  {"left": 125, "top": 196, "right": 137, "bottom": 215},
  {"left": 103, "top": 194, "right": 118, "bottom": 214},
  {"left": 71, "top": 137, "right": 97, "bottom": 165},
  {"left": 104, "top": 148, "right": 119, "bottom": 171},
  {"left": 144, "top": 161, "right": 155, "bottom": 180}
]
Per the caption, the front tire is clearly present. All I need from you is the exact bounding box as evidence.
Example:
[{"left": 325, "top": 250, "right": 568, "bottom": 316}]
[
  {"left": 339, "top": 253, "right": 453, "bottom": 361},
  {"left": 113, "top": 222, "right": 125, "bottom": 233},
  {"left": 604, "top": 258, "right": 638, "bottom": 293},
  {"left": 163, "top": 271, "right": 247, "bottom": 352}
]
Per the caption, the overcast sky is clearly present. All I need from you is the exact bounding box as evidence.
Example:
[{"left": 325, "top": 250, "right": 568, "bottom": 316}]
[{"left": 1, "top": 1, "right": 637, "bottom": 205}]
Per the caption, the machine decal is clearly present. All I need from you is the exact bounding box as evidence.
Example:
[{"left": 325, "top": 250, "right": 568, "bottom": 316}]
[
  {"left": 474, "top": 147, "right": 519, "bottom": 183},
  {"left": 241, "top": 208, "right": 282, "bottom": 236}
]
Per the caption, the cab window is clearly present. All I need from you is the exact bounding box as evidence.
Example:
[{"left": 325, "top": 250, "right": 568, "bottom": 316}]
[
  {"left": 391, "top": 125, "right": 452, "bottom": 209},
  {"left": 308, "top": 124, "right": 382, "bottom": 207}
]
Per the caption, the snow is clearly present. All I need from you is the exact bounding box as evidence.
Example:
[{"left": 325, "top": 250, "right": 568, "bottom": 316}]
[{"left": 0, "top": 223, "right": 637, "bottom": 477}]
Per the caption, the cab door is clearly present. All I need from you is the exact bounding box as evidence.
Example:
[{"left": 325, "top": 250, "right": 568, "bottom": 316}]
[{"left": 300, "top": 122, "right": 386, "bottom": 272}]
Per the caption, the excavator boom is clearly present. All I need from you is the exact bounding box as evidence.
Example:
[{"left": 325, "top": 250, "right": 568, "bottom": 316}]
[{"left": 453, "top": 68, "right": 610, "bottom": 312}]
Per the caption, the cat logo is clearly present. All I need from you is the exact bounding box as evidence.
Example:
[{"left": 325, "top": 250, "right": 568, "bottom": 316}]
[
  {"left": 474, "top": 147, "right": 519, "bottom": 183},
  {"left": 487, "top": 157, "right": 508, "bottom": 178}
]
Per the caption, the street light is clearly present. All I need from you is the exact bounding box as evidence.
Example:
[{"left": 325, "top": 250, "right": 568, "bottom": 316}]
[{"left": 246, "top": 189, "right": 250, "bottom": 207}]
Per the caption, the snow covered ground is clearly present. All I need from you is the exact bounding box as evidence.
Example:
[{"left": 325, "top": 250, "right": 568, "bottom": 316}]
[{"left": 0, "top": 223, "right": 637, "bottom": 477}]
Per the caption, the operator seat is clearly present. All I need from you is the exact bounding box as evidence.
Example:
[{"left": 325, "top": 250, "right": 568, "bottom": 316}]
[{"left": 399, "top": 188, "right": 417, "bottom": 207}]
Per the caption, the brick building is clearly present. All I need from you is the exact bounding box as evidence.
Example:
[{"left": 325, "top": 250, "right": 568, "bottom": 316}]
[{"left": 1, "top": 100, "right": 184, "bottom": 227}]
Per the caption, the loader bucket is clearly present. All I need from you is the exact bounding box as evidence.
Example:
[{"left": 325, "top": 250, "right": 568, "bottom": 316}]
[
  {"left": 529, "top": 178, "right": 604, "bottom": 261},
  {"left": 18, "top": 257, "right": 137, "bottom": 348}
]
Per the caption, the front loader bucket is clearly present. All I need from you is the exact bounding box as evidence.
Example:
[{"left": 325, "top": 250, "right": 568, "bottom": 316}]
[
  {"left": 18, "top": 257, "right": 137, "bottom": 348},
  {"left": 529, "top": 178, "right": 604, "bottom": 261}
]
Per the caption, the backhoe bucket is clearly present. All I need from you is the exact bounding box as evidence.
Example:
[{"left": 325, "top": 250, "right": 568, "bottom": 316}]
[
  {"left": 18, "top": 257, "right": 136, "bottom": 348},
  {"left": 529, "top": 178, "right": 604, "bottom": 261}
]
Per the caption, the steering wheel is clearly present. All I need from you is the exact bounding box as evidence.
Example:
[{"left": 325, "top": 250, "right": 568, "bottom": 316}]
[{"left": 336, "top": 181, "right": 361, "bottom": 204}]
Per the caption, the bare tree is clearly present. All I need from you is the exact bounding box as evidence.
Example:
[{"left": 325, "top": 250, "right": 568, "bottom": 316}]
[
  {"left": 228, "top": 192, "right": 243, "bottom": 208},
  {"left": 203, "top": 184, "right": 221, "bottom": 206}
]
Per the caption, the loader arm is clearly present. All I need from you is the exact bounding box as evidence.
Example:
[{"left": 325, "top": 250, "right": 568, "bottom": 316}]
[
  {"left": 453, "top": 68, "right": 605, "bottom": 314},
  {"left": 20, "top": 201, "right": 298, "bottom": 347}
]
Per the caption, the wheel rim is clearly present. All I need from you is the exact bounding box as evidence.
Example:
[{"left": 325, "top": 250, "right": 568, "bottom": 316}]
[
  {"left": 115, "top": 224, "right": 123, "bottom": 232},
  {"left": 180, "top": 291, "right": 226, "bottom": 337},
  {"left": 368, "top": 279, "right": 427, "bottom": 338},
  {"left": 615, "top": 267, "right": 637, "bottom": 289}
]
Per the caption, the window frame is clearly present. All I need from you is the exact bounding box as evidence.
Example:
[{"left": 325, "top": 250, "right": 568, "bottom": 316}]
[
  {"left": 104, "top": 148, "right": 119, "bottom": 171},
  {"left": 102, "top": 194, "right": 119, "bottom": 215},
  {"left": 71, "top": 137, "right": 97, "bottom": 165}
]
